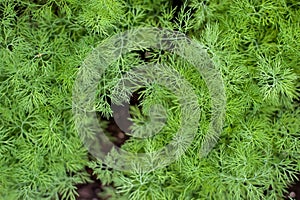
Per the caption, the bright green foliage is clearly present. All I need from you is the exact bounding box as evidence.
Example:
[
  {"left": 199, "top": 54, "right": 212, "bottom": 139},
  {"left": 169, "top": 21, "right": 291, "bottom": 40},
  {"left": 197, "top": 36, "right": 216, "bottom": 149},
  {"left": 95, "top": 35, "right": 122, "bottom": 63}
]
[
  {"left": 1, "top": 0, "right": 300, "bottom": 200},
  {"left": 0, "top": 0, "right": 121, "bottom": 199}
]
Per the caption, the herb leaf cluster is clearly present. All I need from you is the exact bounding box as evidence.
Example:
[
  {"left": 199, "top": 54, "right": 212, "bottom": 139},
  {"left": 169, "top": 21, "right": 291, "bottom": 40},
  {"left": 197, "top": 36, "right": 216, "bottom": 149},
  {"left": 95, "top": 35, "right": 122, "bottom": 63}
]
[{"left": 0, "top": 0, "right": 299, "bottom": 199}]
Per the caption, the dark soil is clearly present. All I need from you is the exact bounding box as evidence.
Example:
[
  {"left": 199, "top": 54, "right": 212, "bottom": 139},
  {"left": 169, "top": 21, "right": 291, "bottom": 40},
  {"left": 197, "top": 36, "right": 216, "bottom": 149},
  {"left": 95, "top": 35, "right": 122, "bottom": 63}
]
[
  {"left": 75, "top": 118, "right": 127, "bottom": 200},
  {"left": 286, "top": 179, "right": 300, "bottom": 200}
]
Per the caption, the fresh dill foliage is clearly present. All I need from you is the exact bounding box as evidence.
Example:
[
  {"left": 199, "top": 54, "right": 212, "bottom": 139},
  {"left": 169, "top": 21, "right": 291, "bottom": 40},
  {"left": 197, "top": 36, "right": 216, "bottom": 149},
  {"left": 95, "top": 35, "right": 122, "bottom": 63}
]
[{"left": 1, "top": 0, "right": 299, "bottom": 200}]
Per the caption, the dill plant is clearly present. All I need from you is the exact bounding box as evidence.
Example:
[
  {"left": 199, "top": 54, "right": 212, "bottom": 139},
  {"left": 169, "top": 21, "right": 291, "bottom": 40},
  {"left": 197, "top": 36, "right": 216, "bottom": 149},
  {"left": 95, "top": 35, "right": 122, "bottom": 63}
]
[
  {"left": 0, "top": 0, "right": 122, "bottom": 199},
  {"left": 90, "top": 0, "right": 300, "bottom": 199},
  {"left": 0, "top": 0, "right": 299, "bottom": 200}
]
